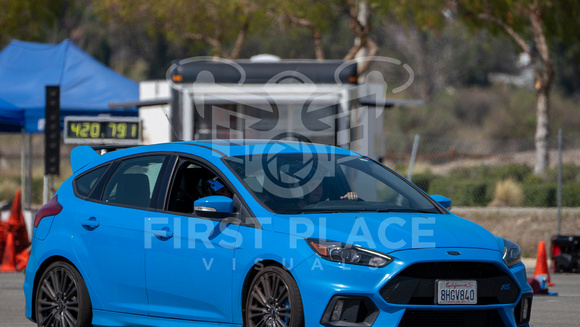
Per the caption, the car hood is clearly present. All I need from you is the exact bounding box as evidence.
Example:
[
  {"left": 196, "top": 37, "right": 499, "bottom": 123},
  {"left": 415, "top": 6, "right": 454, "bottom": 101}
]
[{"left": 272, "top": 212, "right": 502, "bottom": 254}]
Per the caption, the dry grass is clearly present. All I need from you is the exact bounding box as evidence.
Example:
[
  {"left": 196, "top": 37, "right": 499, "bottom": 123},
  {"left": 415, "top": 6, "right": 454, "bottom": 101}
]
[
  {"left": 0, "top": 178, "right": 20, "bottom": 202},
  {"left": 454, "top": 207, "right": 580, "bottom": 258},
  {"left": 493, "top": 179, "right": 524, "bottom": 206}
]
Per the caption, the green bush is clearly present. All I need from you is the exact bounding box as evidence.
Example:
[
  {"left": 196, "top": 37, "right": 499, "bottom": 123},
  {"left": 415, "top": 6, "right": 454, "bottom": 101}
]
[
  {"left": 523, "top": 174, "right": 543, "bottom": 184},
  {"left": 545, "top": 164, "right": 580, "bottom": 184},
  {"left": 448, "top": 164, "right": 534, "bottom": 183},
  {"left": 449, "top": 165, "right": 491, "bottom": 180},
  {"left": 489, "top": 164, "right": 532, "bottom": 182},
  {"left": 562, "top": 182, "right": 580, "bottom": 207},
  {"left": 410, "top": 173, "right": 437, "bottom": 193},
  {"left": 429, "top": 178, "right": 493, "bottom": 206},
  {"left": 522, "top": 182, "right": 557, "bottom": 207}
]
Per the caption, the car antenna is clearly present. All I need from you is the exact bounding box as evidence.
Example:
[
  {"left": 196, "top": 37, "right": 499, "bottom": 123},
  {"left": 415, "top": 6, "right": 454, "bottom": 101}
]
[{"left": 109, "top": 98, "right": 179, "bottom": 141}]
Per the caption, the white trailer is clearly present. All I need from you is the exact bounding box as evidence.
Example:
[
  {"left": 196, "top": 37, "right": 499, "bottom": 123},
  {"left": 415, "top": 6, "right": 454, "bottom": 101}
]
[{"left": 133, "top": 56, "right": 418, "bottom": 159}]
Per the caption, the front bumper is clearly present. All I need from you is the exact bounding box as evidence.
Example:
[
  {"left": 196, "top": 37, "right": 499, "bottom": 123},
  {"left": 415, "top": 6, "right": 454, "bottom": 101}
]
[{"left": 291, "top": 247, "right": 533, "bottom": 327}]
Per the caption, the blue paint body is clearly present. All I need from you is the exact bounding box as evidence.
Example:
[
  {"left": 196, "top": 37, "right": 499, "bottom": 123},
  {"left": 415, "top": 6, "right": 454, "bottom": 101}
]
[{"left": 24, "top": 140, "right": 532, "bottom": 326}]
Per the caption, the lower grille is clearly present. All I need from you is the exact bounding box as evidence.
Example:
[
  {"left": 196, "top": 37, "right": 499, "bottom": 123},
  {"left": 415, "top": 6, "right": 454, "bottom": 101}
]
[
  {"left": 380, "top": 262, "right": 519, "bottom": 305},
  {"left": 398, "top": 310, "right": 505, "bottom": 327}
]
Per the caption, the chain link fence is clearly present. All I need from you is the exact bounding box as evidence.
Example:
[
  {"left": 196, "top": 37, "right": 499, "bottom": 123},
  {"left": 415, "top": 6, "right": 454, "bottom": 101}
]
[
  {"left": 0, "top": 133, "right": 74, "bottom": 210},
  {"left": 382, "top": 132, "right": 580, "bottom": 207},
  {"left": 1, "top": 132, "right": 579, "bottom": 208}
]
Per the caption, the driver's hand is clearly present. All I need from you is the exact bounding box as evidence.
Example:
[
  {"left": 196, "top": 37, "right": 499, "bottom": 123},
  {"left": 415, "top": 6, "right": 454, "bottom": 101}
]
[{"left": 340, "top": 192, "right": 359, "bottom": 201}]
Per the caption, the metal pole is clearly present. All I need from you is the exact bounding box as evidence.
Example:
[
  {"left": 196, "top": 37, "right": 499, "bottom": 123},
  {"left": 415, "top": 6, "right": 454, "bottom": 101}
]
[
  {"left": 557, "top": 128, "right": 562, "bottom": 235},
  {"left": 20, "top": 129, "right": 26, "bottom": 209},
  {"left": 408, "top": 134, "right": 420, "bottom": 182},
  {"left": 43, "top": 175, "right": 48, "bottom": 204},
  {"left": 50, "top": 175, "right": 55, "bottom": 198},
  {"left": 182, "top": 91, "right": 193, "bottom": 141},
  {"left": 27, "top": 134, "right": 33, "bottom": 210}
]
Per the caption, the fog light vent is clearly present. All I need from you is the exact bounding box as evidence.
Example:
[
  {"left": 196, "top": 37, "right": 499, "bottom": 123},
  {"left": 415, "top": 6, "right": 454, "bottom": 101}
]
[
  {"left": 331, "top": 299, "right": 344, "bottom": 321},
  {"left": 320, "top": 296, "right": 379, "bottom": 326},
  {"left": 515, "top": 294, "right": 533, "bottom": 326}
]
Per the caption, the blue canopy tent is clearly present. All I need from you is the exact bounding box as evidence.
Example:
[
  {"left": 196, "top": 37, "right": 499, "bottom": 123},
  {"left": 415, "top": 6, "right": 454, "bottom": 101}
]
[
  {"left": 0, "top": 39, "right": 139, "bottom": 211},
  {"left": 0, "top": 39, "right": 138, "bottom": 132},
  {"left": 0, "top": 98, "right": 22, "bottom": 132}
]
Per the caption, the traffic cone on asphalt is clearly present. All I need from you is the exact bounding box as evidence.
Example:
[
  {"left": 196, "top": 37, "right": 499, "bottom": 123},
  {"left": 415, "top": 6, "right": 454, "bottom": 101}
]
[
  {"left": 7, "top": 189, "right": 22, "bottom": 225},
  {"left": 0, "top": 221, "right": 6, "bottom": 259},
  {"left": 0, "top": 232, "right": 17, "bottom": 272},
  {"left": 16, "top": 248, "right": 30, "bottom": 271},
  {"left": 533, "top": 241, "right": 555, "bottom": 287},
  {"left": 7, "top": 189, "right": 30, "bottom": 254}
]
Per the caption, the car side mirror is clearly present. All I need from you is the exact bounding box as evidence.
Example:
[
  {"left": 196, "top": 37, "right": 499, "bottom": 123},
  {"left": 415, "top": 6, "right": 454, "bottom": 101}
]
[
  {"left": 430, "top": 194, "right": 452, "bottom": 210},
  {"left": 194, "top": 195, "right": 234, "bottom": 218}
]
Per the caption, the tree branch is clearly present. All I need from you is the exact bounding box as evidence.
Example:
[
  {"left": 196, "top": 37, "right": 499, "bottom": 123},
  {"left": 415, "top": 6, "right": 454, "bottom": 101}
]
[
  {"left": 283, "top": 14, "right": 325, "bottom": 60},
  {"left": 476, "top": 13, "right": 531, "bottom": 54},
  {"left": 474, "top": 12, "right": 543, "bottom": 88},
  {"left": 342, "top": 0, "right": 374, "bottom": 63},
  {"left": 250, "top": 1, "right": 327, "bottom": 61},
  {"left": 356, "top": 39, "right": 378, "bottom": 75},
  {"left": 182, "top": 32, "right": 227, "bottom": 58},
  {"left": 230, "top": 18, "right": 249, "bottom": 59},
  {"left": 528, "top": 1, "right": 553, "bottom": 91},
  {"left": 343, "top": 42, "right": 363, "bottom": 61}
]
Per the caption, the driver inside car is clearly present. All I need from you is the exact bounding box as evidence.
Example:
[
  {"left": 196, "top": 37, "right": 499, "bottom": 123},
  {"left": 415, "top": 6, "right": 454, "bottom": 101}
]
[
  {"left": 206, "top": 177, "right": 234, "bottom": 198},
  {"left": 297, "top": 177, "right": 358, "bottom": 208}
]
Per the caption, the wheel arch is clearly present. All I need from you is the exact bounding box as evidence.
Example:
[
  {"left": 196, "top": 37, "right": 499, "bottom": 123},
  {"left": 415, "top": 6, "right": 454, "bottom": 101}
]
[
  {"left": 31, "top": 255, "right": 81, "bottom": 323},
  {"left": 240, "top": 259, "right": 302, "bottom": 323}
]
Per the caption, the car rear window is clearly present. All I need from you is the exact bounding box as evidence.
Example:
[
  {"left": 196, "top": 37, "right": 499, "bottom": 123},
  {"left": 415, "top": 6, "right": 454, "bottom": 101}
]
[{"left": 74, "top": 165, "right": 109, "bottom": 198}]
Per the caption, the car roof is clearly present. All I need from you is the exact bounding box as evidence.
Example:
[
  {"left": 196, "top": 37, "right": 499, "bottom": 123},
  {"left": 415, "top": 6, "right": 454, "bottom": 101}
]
[
  {"left": 71, "top": 139, "right": 358, "bottom": 173},
  {"left": 191, "top": 139, "right": 355, "bottom": 156}
]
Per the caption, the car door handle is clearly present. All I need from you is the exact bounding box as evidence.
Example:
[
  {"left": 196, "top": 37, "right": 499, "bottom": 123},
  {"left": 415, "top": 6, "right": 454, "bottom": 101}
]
[
  {"left": 153, "top": 227, "right": 173, "bottom": 240},
  {"left": 81, "top": 217, "right": 100, "bottom": 230}
]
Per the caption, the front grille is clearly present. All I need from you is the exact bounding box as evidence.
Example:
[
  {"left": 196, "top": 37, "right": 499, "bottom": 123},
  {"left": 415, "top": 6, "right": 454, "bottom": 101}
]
[
  {"left": 398, "top": 310, "right": 505, "bottom": 327},
  {"left": 380, "top": 262, "right": 519, "bottom": 305}
]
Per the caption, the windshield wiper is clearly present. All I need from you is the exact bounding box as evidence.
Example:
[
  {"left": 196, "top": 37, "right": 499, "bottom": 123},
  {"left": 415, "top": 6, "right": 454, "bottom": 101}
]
[{"left": 374, "top": 208, "right": 438, "bottom": 214}]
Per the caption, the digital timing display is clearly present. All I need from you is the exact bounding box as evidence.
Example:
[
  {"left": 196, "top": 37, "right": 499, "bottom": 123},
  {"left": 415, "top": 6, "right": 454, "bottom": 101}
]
[{"left": 64, "top": 117, "right": 141, "bottom": 144}]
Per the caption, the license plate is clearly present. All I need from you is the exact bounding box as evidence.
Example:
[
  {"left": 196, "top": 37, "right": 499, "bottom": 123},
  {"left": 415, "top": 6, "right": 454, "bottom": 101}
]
[{"left": 436, "top": 280, "right": 477, "bottom": 305}]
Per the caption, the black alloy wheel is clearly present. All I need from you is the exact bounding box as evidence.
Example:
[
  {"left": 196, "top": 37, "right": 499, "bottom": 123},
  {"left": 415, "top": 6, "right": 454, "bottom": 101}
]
[
  {"left": 35, "top": 261, "right": 92, "bottom": 327},
  {"left": 245, "top": 266, "right": 304, "bottom": 327}
]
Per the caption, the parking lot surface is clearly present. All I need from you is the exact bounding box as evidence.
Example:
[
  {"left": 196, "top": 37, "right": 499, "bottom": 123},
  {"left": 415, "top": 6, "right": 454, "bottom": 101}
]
[{"left": 1, "top": 270, "right": 578, "bottom": 326}]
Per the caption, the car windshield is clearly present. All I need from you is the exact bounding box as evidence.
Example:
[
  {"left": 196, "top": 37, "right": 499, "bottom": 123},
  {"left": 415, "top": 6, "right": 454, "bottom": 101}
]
[{"left": 223, "top": 152, "right": 442, "bottom": 214}]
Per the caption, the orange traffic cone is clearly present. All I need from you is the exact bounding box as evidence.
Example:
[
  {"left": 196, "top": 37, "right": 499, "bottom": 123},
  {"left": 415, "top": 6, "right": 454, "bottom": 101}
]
[
  {"left": 0, "top": 221, "right": 6, "bottom": 259},
  {"left": 533, "top": 241, "right": 555, "bottom": 287},
  {"left": 0, "top": 232, "right": 16, "bottom": 272},
  {"left": 16, "top": 248, "right": 30, "bottom": 271},
  {"left": 7, "top": 189, "right": 29, "bottom": 254}
]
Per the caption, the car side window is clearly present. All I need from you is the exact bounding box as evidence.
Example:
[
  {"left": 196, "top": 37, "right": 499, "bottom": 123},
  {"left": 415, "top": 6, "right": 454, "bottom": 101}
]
[
  {"left": 102, "top": 156, "right": 166, "bottom": 208},
  {"left": 167, "top": 160, "right": 232, "bottom": 214}
]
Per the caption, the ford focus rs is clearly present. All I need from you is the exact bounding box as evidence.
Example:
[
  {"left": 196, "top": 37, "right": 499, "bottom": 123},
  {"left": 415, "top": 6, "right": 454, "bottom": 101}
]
[{"left": 24, "top": 140, "right": 532, "bottom": 326}]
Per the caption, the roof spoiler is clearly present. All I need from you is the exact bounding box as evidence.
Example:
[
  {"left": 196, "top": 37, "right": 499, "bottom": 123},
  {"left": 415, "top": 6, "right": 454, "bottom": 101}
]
[
  {"left": 71, "top": 146, "right": 100, "bottom": 173},
  {"left": 71, "top": 145, "right": 140, "bottom": 173}
]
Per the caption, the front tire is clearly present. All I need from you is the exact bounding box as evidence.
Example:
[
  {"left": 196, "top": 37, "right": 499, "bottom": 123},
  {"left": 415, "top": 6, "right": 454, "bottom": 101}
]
[
  {"left": 245, "top": 266, "right": 304, "bottom": 327},
  {"left": 35, "top": 261, "right": 92, "bottom": 327}
]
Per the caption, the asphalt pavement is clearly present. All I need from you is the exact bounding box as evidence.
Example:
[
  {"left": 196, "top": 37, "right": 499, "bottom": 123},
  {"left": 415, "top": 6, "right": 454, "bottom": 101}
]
[{"left": 1, "top": 270, "right": 578, "bottom": 326}]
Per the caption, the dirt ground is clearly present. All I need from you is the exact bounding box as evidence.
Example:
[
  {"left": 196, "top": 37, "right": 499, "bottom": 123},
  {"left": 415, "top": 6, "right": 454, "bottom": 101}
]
[{"left": 453, "top": 207, "right": 580, "bottom": 258}]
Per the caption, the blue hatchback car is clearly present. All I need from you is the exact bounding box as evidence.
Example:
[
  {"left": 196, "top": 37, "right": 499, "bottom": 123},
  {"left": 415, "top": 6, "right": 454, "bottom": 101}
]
[{"left": 24, "top": 140, "right": 532, "bottom": 327}]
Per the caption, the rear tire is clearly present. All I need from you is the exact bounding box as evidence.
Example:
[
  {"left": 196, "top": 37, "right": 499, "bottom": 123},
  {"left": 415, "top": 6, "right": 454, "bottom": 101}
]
[
  {"left": 244, "top": 266, "right": 304, "bottom": 327},
  {"left": 35, "top": 261, "right": 92, "bottom": 327}
]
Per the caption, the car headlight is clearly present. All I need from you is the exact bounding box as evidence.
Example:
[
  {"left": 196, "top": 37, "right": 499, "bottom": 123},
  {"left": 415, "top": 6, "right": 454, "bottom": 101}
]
[
  {"left": 307, "top": 239, "right": 393, "bottom": 268},
  {"left": 502, "top": 238, "right": 522, "bottom": 267}
]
